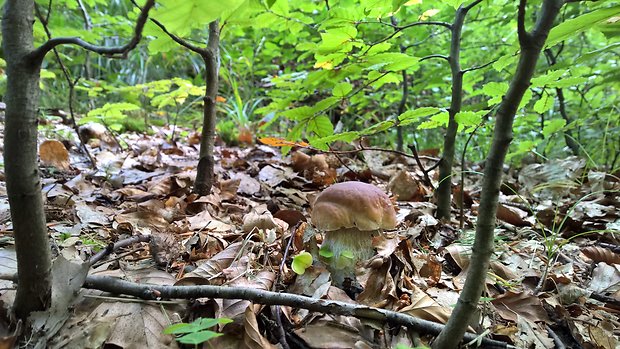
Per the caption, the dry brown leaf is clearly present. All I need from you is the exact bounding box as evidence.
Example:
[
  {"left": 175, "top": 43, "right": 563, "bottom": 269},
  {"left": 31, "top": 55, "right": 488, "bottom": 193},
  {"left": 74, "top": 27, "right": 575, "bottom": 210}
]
[
  {"left": 588, "top": 262, "right": 620, "bottom": 293},
  {"left": 399, "top": 285, "right": 451, "bottom": 324},
  {"left": 496, "top": 203, "right": 528, "bottom": 226},
  {"left": 231, "top": 173, "right": 261, "bottom": 196},
  {"left": 179, "top": 242, "right": 246, "bottom": 281},
  {"left": 387, "top": 170, "right": 422, "bottom": 201},
  {"left": 419, "top": 254, "right": 442, "bottom": 286},
  {"left": 294, "top": 319, "right": 370, "bottom": 348},
  {"left": 514, "top": 316, "right": 554, "bottom": 349},
  {"left": 444, "top": 244, "right": 471, "bottom": 271},
  {"left": 357, "top": 258, "right": 398, "bottom": 308},
  {"left": 588, "top": 320, "right": 617, "bottom": 349},
  {"left": 581, "top": 246, "right": 620, "bottom": 264},
  {"left": 242, "top": 209, "right": 286, "bottom": 233},
  {"left": 491, "top": 291, "right": 550, "bottom": 323},
  {"left": 40, "top": 139, "right": 70, "bottom": 170},
  {"left": 220, "top": 178, "right": 241, "bottom": 201},
  {"left": 243, "top": 306, "right": 276, "bottom": 349}
]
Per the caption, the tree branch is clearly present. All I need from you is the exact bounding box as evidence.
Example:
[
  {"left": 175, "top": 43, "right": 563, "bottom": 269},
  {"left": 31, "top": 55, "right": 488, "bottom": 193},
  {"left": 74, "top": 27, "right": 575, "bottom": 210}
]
[
  {"left": 420, "top": 54, "right": 450, "bottom": 62},
  {"left": 83, "top": 275, "right": 513, "bottom": 349},
  {"left": 462, "top": 58, "right": 498, "bottom": 74},
  {"left": 28, "top": 0, "right": 156, "bottom": 63},
  {"left": 518, "top": 0, "right": 529, "bottom": 46}
]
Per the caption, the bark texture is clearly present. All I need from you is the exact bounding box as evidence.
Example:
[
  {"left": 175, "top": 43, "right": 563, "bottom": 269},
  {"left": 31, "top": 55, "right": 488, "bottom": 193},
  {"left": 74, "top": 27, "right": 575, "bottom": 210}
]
[
  {"left": 2, "top": 0, "right": 52, "bottom": 319},
  {"left": 194, "top": 21, "right": 221, "bottom": 195},
  {"left": 432, "top": 1, "right": 563, "bottom": 347},
  {"left": 436, "top": 1, "right": 481, "bottom": 220}
]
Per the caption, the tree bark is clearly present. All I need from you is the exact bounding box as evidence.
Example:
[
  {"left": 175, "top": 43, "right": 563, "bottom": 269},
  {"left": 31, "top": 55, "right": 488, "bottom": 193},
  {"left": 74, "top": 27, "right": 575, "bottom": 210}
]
[
  {"left": 432, "top": 0, "right": 563, "bottom": 347},
  {"left": 194, "top": 21, "right": 220, "bottom": 196},
  {"left": 436, "top": 1, "right": 481, "bottom": 220},
  {"left": 2, "top": 0, "right": 52, "bottom": 320},
  {"left": 2, "top": 0, "right": 154, "bottom": 321}
]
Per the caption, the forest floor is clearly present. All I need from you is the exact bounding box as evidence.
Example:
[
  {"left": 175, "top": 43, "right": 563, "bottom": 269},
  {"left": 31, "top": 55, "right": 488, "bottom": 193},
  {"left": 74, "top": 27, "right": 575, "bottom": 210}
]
[{"left": 0, "top": 119, "right": 618, "bottom": 348}]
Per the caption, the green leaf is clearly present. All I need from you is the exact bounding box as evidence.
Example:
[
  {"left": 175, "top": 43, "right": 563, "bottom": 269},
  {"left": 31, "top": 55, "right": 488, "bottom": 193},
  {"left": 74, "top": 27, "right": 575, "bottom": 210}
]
[
  {"left": 318, "top": 26, "right": 358, "bottom": 54},
  {"left": 534, "top": 91, "right": 554, "bottom": 114},
  {"left": 365, "top": 52, "right": 419, "bottom": 71},
  {"left": 340, "top": 250, "right": 354, "bottom": 259},
  {"left": 493, "top": 54, "right": 517, "bottom": 72},
  {"left": 443, "top": 0, "right": 466, "bottom": 9},
  {"left": 546, "top": 5, "right": 620, "bottom": 48},
  {"left": 309, "top": 131, "right": 360, "bottom": 150},
  {"left": 333, "top": 82, "right": 353, "bottom": 97},
  {"left": 454, "top": 111, "right": 483, "bottom": 127},
  {"left": 177, "top": 331, "right": 223, "bottom": 345},
  {"left": 307, "top": 115, "right": 334, "bottom": 137},
  {"left": 531, "top": 70, "right": 566, "bottom": 87},
  {"left": 313, "top": 97, "right": 340, "bottom": 113},
  {"left": 164, "top": 318, "right": 233, "bottom": 335},
  {"left": 154, "top": 0, "right": 245, "bottom": 35},
  {"left": 542, "top": 119, "right": 566, "bottom": 139},
  {"left": 292, "top": 251, "right": 313, "bottom": 275},
  {"left": 163, "top": 323, "right": 195, "bottom": 335},
  {"left": 482, "top": 82, "right": 508, "bottom": 105},
  {"left": 398, "top": 107, "right": 440, "bottom": 126},
  {"left": 418, "top": 112, "right": 449, "bottom": 129},
  {"left": 547, "top": 77, "right": 588, "bottom": 88},
  {"left": 360, "top": 120, "right": 395, "bottom": 135},
  {"left": 281, "top": 106, "right": 314, "bottom": 121},
  {"left": 368, "top": 71, "right": 401, "bottom": 88},
  {"left": 319, "top": 246, "right": 334, "bottom": 258},
  {"left": 87, "top": 102, "right": 140, "bottom": 118}
]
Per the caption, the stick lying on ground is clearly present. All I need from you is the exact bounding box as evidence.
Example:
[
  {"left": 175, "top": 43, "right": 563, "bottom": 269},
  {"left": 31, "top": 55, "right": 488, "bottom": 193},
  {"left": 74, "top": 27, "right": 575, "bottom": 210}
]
[{"left": 84, "top": 275, "right": 513, "bottom": 349}]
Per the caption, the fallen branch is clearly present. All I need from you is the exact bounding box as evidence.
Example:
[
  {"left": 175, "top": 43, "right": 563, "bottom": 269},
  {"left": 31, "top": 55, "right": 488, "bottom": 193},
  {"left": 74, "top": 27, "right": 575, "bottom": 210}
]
[
  {"left": 88, "top": 235, "right": 151, "bottom": 267},
  {"left": 83, "top": 275, "right": 514, "bottom": 349}
]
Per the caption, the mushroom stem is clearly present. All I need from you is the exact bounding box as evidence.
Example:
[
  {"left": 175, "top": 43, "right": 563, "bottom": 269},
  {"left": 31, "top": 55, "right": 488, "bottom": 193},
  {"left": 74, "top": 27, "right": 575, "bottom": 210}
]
[{"left": 322, "top": 228, "right": 377, "bottom": 262}]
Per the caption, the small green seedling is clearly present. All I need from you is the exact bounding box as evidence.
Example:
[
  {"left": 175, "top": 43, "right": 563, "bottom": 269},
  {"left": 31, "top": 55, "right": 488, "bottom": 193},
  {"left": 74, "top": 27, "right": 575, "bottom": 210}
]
[
  {"left": 319, "top": 245, "right": 334, "bottom": 258},
  {"left": 292, "top": 251, "right": 313, "bottom": 275},
  {"left": 163, "top": 317, "right": 233, "bottom": 346},
  {"left": 334, "top": 250, "right": 355, "bottom": 269}
]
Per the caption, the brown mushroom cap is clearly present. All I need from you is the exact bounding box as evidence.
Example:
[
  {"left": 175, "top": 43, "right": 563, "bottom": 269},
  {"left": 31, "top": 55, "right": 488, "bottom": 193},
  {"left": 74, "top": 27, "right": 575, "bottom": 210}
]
[{"left": 311, "top": 181, "right": 397, "bottom": 231}]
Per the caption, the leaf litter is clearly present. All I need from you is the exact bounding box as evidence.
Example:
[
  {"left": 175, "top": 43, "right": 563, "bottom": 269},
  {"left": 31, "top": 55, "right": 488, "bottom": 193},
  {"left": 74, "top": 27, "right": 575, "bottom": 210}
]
[{"left": 0, "top": 121, "right": 618, "bottom": 348}]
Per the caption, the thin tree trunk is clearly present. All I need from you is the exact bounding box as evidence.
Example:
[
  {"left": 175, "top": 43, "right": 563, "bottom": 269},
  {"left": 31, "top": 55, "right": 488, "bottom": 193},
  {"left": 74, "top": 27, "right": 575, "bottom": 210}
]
[
  {"left": 2, "top": 0, "right": 52, "bottom": 320},
  {"left": 432, "top": 1, "right": 563, "bottom": 347},
  {"left": 543, "top": 48, "right": 580, "bottom": 155},
  {"left": 436, "top": 1, "right": 481, "bottom": 220},
  {"left": 194, "top": 21, "right": 220, "bottom": 195}
]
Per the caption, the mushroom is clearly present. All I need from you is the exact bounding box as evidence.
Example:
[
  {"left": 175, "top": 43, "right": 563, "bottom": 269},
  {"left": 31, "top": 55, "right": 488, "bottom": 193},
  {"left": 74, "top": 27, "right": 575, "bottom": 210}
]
[{"left": 311, "top": 181, "right": 397, "bottom": 282}]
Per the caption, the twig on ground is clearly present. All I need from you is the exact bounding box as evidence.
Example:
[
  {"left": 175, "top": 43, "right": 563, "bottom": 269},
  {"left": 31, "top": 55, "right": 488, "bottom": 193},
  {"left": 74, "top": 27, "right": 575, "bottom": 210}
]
[
  {"left": 83, "top": 274, "right": 514, "bottom": 349},
  {"left": 88, "top": 235, "right": 151, "bottom": 266}
]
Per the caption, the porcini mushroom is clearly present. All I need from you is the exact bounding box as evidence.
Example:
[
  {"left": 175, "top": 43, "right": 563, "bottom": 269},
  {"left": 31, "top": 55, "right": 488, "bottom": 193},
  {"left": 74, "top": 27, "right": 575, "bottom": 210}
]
[{"left": 311, "top": 181, "right": 397, "bottom": 281}]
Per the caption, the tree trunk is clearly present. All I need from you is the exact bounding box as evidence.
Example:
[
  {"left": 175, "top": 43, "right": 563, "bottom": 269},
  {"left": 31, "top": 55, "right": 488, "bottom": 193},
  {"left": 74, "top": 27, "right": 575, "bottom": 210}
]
[
  {"left": 2, "top": 0, "right": 53, "bottom": 320},
  {"left": 194, "top": 21, "right": 220, "bottom": 196},
  {"left": 435, "top": 3, "right": 479, "bottom": 220},
  {"left": 432, "top": 0, "right": 563, "bottom": 347}
]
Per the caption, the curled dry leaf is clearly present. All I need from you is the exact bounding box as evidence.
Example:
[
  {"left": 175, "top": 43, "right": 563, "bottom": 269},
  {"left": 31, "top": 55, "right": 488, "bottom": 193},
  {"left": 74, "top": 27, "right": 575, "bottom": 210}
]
[
  {"left": 495, "top": 203, "right": 529, "bottom": 226},
  {"left": 243, "top": 306, "right": 277, "bottom": 349},
  {"left": 398, "top": 284, "right": 451, "bottom": 324},
  {"left": 179, "top": 242, "right": 246, "bottom": 282},
  {"left": 491, "top": 291, "right": 550, "bottom": 323},
  {"left": 387, "top": 169, "right": 423, "bottom": 201},
  {"left": 242, "top": 209, "right": 288, "bottom": 234},
  {"left": 581, "top": 246, "right": 620, "bottom": 265}
]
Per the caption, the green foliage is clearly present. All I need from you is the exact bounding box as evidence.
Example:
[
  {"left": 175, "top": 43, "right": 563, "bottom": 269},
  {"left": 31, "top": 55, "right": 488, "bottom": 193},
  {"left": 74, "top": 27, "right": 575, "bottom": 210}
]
[
  {"left": 164, "top": 317, "right": 233, "bottom": 345},
  {"left": 291, "top": 251, "right": 313, "bottom": 275},
  {"left": 6, "top": 0, "right": 617, "bottom": 169},
  {"left": 80, "top": 102, "right": 140, "bottom": 132}
]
